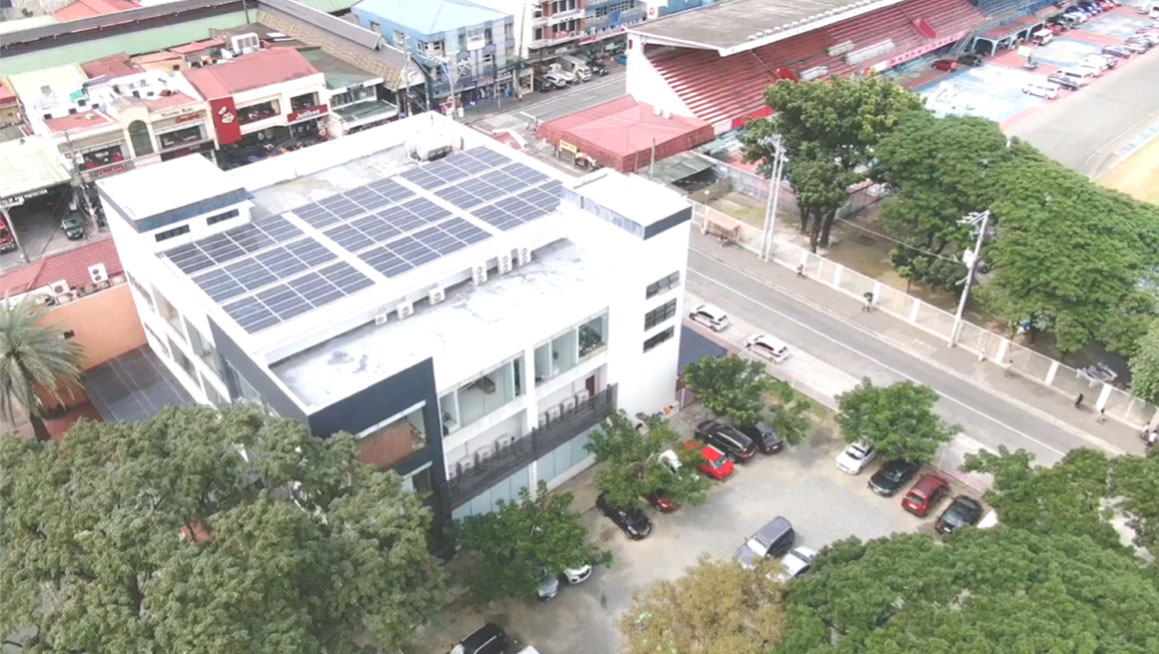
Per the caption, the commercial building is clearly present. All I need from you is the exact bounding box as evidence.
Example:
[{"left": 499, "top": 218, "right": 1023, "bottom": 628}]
[
  {"left": 96, "top": 111, "right": 690, "bottom": 523},
  {"left": 352, "top": 0, "right": 523, "bottom": 112}
]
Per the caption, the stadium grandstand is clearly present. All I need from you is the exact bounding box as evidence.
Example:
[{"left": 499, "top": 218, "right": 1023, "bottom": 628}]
[{"left": 626, "top": 0, "right": 1057, "bottom": 131}]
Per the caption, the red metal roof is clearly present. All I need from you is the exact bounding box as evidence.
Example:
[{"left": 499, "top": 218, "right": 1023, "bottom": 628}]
[
  {"left": 44, "top": 111, "right": 116, "bottom": 133},
  {"left": 0, "top": 80, "right": 16, "bottom": 106},
  {"left": 54, "top": 0, "right": 139, "bottom": 21},
  {"left": 182, "top": 48, "right": 322, "bottom": 99},
  {"left": 168, "top": 37, "right": 225, "bottom": 55},
  {"left": 80, "top": 52, "right": 142, "bottom": 80},
  {"left": 0, "top": 238, "right": 123, "bottom": 296},
  {"left": 143, "top": 92, "right": 199, "bottom": 112}
]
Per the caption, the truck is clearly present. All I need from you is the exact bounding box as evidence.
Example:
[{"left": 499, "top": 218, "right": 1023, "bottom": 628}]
[
  {"left": 546, "top": 62, "right": 576, "bottom": 85},
  {"left": 558, "top": 55, "right": 592, "bottom": 82}
]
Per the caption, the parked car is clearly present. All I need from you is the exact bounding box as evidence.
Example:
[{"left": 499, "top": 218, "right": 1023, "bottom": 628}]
[
  {"left": 686, "top": 441, "right": 735, "bottom": 480},
  {"left": 1133, "top": 31, "right": 1159, "bottom": 45},
  {"left": 449, "top": 623, "right": 509, "bottom": 654},
  {"left": 1102, "top": 44, "right": 1134, "bottom": 58},
  {"left": 1080, "top": 54, "right": 1115, "bottom": 70},
  {"left": 695, "top": 419, "right": 757, "bottom": 461},
  {"left": 589, "top": 60, "right": 610, "bottom": 76},
  {"left": 901, "top": 474, "right": 950, "bottom": 517},
  {"left": 1121, "top": 40, "right": 1150, "bottom": 53},
  {"left": 60, "top": 215, "right": 86, "bottom": 240},
  {"left": 536, "top": 563, "right": 593, "bottom": 600},
  {"left": 543, "top": 72, "right": 570, "bottom": 88},
  {"left": 533, "top": 77, "right": 557, "bottom": 92},
  {"left": 957, "top": 53, "right": 984, "bottom": 66},
  {"left": 1022, "top": 80, "right": 1060, "bottom": 99},
  {"left": 596, "top": 491, "right": 652, "bottom": 539},
  {"left": 1047, "top": 72, "right": 1082, "bottom": 90},
  {"left": 688, "top": 303, "right": 730, "bottom": 331},
  {"left": 835, "top": 441, "right": 876, "bottom": 475},
  {"left": 733, "top": 516, "right": 795, "bottom": 569},
  {"left": 646, "top": 488, "right": 679, "bottom": 512},
  {"left": 746, "top": 333, "right": 791, "bottom": 363},
  {"left": 774, "top": 545, "right": 817, "bottom": 582},
  {"left": 739, "top": 421, "right": 784, "bottom": 454},
  {"left": 931, "top": 58, "right": 959, "bottom": 71},
  {"left": 935, "top": 495, "right": 984, "bottom": 534},
  {"left": 868, "top": 459, "right": 922, "bottom": 497}
]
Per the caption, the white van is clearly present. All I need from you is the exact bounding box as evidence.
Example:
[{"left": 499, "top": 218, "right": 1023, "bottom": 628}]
[
  {"left": 559, "top": 55, "right": 592, "bottom": 82},
  {"left": 1058, "top": 67, "right": 1095, "bottom": 86},
  {"left": 1031, "top": 29, "right": 1054, "bottom": 45},
  {"left": 1021, "top": 80, "right": 1060, "bottom": 99}
]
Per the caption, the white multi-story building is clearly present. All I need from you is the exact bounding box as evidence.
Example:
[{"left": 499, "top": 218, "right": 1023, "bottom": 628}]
[{"left": 97, "top": 111, "right": 690, "bottom": 525}]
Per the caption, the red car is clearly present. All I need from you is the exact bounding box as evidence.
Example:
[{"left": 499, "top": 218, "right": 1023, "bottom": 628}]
[
  {"left": 686, "top": 441, "right": 735, "bottom": 481},
  {"left": 647, "top": 490, "right": 678, "bottom": 513},
  {"left": 931, "top": 59, "right": 959, "bottom": 72},
  {"left": 901, "top": 474, "right": 950, "bottom": 517}
]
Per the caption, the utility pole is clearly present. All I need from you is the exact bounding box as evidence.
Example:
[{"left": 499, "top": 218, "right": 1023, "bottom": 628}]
[
  {"left": 760, "top": 136, "right": 787, "bottom": 262},
  {"left": 949, "top": 210, "right": 991, "bottom": 346}
]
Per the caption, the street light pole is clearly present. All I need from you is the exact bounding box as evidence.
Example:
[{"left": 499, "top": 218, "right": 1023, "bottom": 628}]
[
  {"left": 760, "top": 137, "right": 787, "bottom": 262},
  {"left": 949, "top": 210, "right": 990, "bottom": 346}
]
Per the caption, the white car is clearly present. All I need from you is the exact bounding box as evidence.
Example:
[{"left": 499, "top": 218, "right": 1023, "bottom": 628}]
[
  {"left": 536, "top": 564, "right": 593, "bottom": 600},
  {"left": 774, "top": 546, "right": 818, "bottom": 582},
  {"left": 746, "top": 333, "right": 791, "bottom": 363},
  {"left": 688, "top": 303, "right": 730, "bottom": 331},
  {"left": 658, "top": 448, "right": 681, "bottom": 473},
  {"left": 835, "top": 441, "right": 877, "bottom": 475},
  {"left": 1021, "top": 81, "right": 1060, "bottom": 99},
  {"left": 1080, "top": 54, "right": 1114, "bottom": 71}
]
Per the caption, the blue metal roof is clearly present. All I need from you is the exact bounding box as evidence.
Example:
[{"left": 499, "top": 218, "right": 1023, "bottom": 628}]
[{"left": 352, "top": 0, "right": 509, "bottom": 35}]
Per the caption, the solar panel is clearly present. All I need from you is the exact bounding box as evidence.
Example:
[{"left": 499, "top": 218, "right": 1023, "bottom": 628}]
[
  {"left": 255, "top": 247, "right": 309, "bottom": 278},
  {"left": 254, "top": 216, "right": 302, "bottom": 241},
  {"left": 450, "top": 156, "right": 489, "bottom": 175},
  {"left": 367, "top": 178, "right": 413, "bottom": 201},
  {"left": 402, "top": 198, "right": 449, "bottom": 221},
  {"left": 224, "top": 258, "right": 277, "bottom": 290},
  {"left": 294, "top": 204, "right": 339, "bottom": 228},
  {"left": 466, "top": 147, "right": 509, "bottom": 166},
  {"left": 289, "top": 272, "right": 345, "bottom": 306},
  {"left": 285, "top": 238, "right": 336, "bottom": 267},
  {"left": 360, "top": 247, "right": 414, "bottom": 277},
  {"left": 193, "top": 268, "right": 245, "bottom": 302},
  {"left": 400, "top": 167, "right": 444, "bottom": 190},
  {"left": 167, "top": 244, "right": 216, "bottom": 274},
  {"left": 378, "top": 207, "right": 426, "bottom": 233},
  {"left": 325, "top": 224, "right": 375, "bottom": 251},
  {"left": 224, "top": 297, "right": 280, "bottom": 333},
  {"left": 320, "top": 261, "right": 374, "bottom": 294},
  {"left": 257, "top": 284, "right": 310, "bottom": 320}
]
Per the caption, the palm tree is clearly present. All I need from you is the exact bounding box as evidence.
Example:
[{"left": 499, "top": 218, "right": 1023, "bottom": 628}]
[{"left": 0, "top": 298, "right": 84, "bottom": 441}]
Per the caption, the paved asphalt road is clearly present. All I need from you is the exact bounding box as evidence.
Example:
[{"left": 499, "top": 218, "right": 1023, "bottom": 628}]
[
  {"left": 686, "top": 247, "right": 1120, "bottom": 466},
  {"left": 1009, "top": 46, "right": 1159, "bottom": 176}
]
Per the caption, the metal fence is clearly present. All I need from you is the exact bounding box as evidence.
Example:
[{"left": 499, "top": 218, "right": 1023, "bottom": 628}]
[{"left": 690, "top": 203, "right": 1158, "bottom": 431}]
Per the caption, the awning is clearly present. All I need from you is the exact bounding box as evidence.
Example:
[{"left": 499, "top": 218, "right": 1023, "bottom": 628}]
[
  {"left": 0, "top": 136, "right": 72, "bottom": 204},
  {"left": 648, "top": 151, "right": 717, "bottom": 185}
]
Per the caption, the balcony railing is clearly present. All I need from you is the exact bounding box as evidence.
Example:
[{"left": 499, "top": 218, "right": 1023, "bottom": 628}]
[{"left": 443, "top": 384, "right": 617, "bottom": 508}]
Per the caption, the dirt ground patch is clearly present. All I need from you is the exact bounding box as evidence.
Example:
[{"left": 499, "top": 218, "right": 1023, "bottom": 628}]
[{"left": 1098, "top": 137, "right": 1159, "bottom": 206}]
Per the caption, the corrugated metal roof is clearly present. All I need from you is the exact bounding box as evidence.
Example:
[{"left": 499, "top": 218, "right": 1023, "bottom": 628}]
[
  {"left": 0, "top": 15, "right": 60, "bottom": 34},
  {"left": 352, "top": 0, "right": 508, "bottom": 35},
  {"left": 263, "top": 0, "right": 380, "bottom": 49},
  {"left": 183, "top": 47, "right": 321, "bottom": 97},
  {"left": 294, "top": 0, "right": 361, "bottom": 14},
  {"left": 0, "top": 136, "right": 73, "bottom": 201}
]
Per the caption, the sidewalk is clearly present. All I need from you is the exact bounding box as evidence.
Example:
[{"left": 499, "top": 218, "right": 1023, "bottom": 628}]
[{"left": 688, "top": 229, "right": 1147, "bottom": 458}]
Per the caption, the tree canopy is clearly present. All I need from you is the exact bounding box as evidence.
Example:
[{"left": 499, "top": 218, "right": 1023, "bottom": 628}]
[
  {"left": 835, "top": 379, "right": 958, "bottom": 463},
  {"left": 620, "top": 556, "right": 788, "bottom": 654},
  {"left": 742, "top": 76, "right": 925, "bottom": 250},
  {"left": 0, "top": 405, "right": 446, "bottom": 654},
  {"left": 0, "top": 298, "right": 84, "bottom": 442},
  {"left": 586, "top": 410, "right": 710, "bottom": 510},
  {"left": 766, "top": 379, "right": 813, "bottom": 447},
  {"left": 777, "top": 529, "right": 1159, "bottom": 654},
  {"left": 454, "top": 481, "right": 609, "bottom": 605},
  {"left": 1130, "top": 318, "right": 1159, "bottom": 404},
  {"left": 683, "top": 355, "right": 774, "bottom": 430}
]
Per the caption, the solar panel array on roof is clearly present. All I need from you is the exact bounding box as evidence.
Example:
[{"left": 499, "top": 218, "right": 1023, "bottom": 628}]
[
  {"left": 167, "top": 216, "right": 302, "bottom": 275},
  {"left": 222, "top": 261, "right": 373, "bottom": 333}
]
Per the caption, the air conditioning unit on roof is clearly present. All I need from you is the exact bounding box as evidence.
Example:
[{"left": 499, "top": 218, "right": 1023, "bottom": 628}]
[
  {"left": 471, "top": 264, "right": 488, "bottom": 286},
  {"left": 428, "top": 287, "right": 446, "bottom": 305},
  {"left": 457, "top": 456, "right": 475, "bottom": 474},
  {"left": 88, "top": 263, "right": 108, "bottom": 284},
  {"left": 374, "top": 312, "right": 389, "bottom": 325},
  {"left": 48, "top": 279, "right": 69, "bottom": 296},
  {"left": 498, "top": 253, "right": 512, "bottom": 274},
  {"left": 476, "top": 445, "right": 495, "bottom": 464},
  {"left": 517, "top": 247, "right": 531, "bottom": 266},
  {"left": 397, "top": 300, "right": 414, "bottom": 319}
]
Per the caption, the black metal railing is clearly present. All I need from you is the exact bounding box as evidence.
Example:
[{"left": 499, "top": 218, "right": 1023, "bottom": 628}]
[{"left": 443, "top": 384, "right": 617, "bottom": 508}]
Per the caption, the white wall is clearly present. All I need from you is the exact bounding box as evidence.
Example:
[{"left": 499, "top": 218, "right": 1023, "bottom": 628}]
[{"left": 624, "top": 35, "right": 694, "bottom": 118}]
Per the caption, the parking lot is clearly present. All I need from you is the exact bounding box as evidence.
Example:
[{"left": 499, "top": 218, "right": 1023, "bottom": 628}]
[{"left": 409, "top": 402, "right": 946, "bottom": 654}]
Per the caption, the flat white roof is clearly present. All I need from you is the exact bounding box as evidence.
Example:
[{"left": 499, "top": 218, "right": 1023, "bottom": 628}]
[
  {"left": 271, "top": 238, "right": 608, "bottom": 408},
  {"left": 0, "top": 136, "right": 72, "bottom": 200},
  {"left": 573, "top": 170, "right": 689, "bottom": 227},
  {"left": 97, "top": 154, "right": 241, "bottom": 222}
]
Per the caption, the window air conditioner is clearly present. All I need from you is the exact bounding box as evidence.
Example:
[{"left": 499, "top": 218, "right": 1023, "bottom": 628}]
[
  {"left": 88, "top": 263, "right": 108, "bottom": 284},
  {"left": 495, "top": 434, "right": 515, "bottom": 451},
  {"left": 458, "top": 456, "right": 476, "bottom": 473},
  {"left": 49, "top": 279, "right": 70, "bottom": 296},
  {"left": 498, "top": 253, "right": 513, "bottom": 274},
  {"left": 374, "top": 312, "right": 389, "bottom": 326},
  {"left": 397, "top": 300, "right": 414, "bottom": 319},
  {"left": 560, "top": 397, "right": 577, "bottom": 412},
  {"left": 428, "top": 287, "right": 446, "bottom": 305},
  {"left": 574, "top": 389, "right": 591, "bottom": 403},
  {"left": 476, "top": 445, "right": 495, "bottom": 464},
  {"left": 446, "top": 463, "right": 458, "bottom": 481},
  {"left": 517, "top": 247, "right": 531, "bottom": 266},
  {"left": 546, "top": 405, "right": 562, "bottom": 421},
  {"left": 471, "top": 264, "right": 488, "bottom": 286}
]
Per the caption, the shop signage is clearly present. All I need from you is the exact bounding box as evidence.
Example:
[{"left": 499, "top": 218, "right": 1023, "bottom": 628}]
[
  {"left": 287, "top": 105, "right": 329, "bottom": 123},
  {"left": 875, "top": 31, "right": 967, "bottom": 71},
  {"left": 175, "top": 113, "right": 202, "bottom": 124},
  {"left": 559, "top": 141, "right": 578, "bottom": 155},
  {"left": 159, "top": 105, "right": 198, "bottom": 119},
  {"left": 580, "top": 25, "right": 627, "bottom": 46},
  {"left": 1, "top": 188, "right": 49, "bottom": 208},
  {"left": 92, "top": 163, "right": 130, "bottom": 179},
  {"left": 209, "top": 96, "right": 242, "bottom": 145}
]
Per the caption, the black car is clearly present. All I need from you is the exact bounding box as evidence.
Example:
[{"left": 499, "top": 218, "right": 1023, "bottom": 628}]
[
  {"left": 1047, "top": 73, "right": 1081, "bottom": 90},
  {"left": 936, "top": 495, "right": 984, "bottom": 534},
  {"left": 1102, "top": 45, "right": 1133, "bottom": 58},
  {"left": 60, "top": 216, "right": 86, "bottom": 240},
  {"left": 589, "top": 61, "right": 610, "bottom": 76},
  {"left": 868, "top": 460, "right": 921, "bottom": 497},
  {"left": 596, "top": 492, "right": 652, "bottom": 540},
  {"left": 739, "top": 421, "right": 784, "bottom": 454},
  {"left": 957, "top": 53, "right": 983, "bottom": 67},
  {"left": 449, "top": 622, "right": 508, "bottom": 654},
  {"left": 695, "top": 419, "right": 757, "bottom": 461}
]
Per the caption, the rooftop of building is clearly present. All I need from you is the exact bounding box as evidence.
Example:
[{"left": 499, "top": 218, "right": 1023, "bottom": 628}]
[
  {"left": 630, "top": 0, "right": 905, "bottom": 54},
  {"left": 55, "top": 0, "right": 141, "bottom": 22},
  {"left": 168, "top": 37, "right": 226, "bottom": 55},
  {"left": 212, "top": 23, "right": 306, "bottom": 49},
  {"left": 570, "top": 170, "right": 690, "bottom": 228},
  {"left": 6, "top": 64, "right": 88, "bottom": 104},
  {"left": 0, "top": 238, "right": 123, "bottom": 296},
  {"left": 352, "top": 0, "right": 511, "bottom": 35},
  {"left": 97, "top": 154, "right": 245, "bottom": 222},
  {"left": 131, "top": 51, "right": 183, "bottom": 65},
  {"left": 80, "top": 52, "right": 143, "bottom": 79},
  {"left": 44, "top": 111, "right": 117, "bottom": 133},
  {"left": 0, "top": 136, "right": 73, "bottom": 201},
  {"left": 0, "top": 15, "right": 59, "bottom": 34},
  {"left": 0, "top": 81, "right": 16, "bottom": 105},
  {"left": 299, "top": 47, "right": 382, "bottom": 90},
  {"left": 142, "top": 91, "right": 201, "bottom": 112},
  {"left": 182, "top": 48, "right": 322, "bottom": 98}
]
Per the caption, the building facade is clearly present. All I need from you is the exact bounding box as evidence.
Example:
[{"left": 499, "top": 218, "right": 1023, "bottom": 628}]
[{"left": 96, "top": 112, "right": 690, "bottom": 525}]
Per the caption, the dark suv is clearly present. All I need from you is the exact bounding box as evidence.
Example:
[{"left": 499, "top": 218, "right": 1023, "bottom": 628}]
[
  {"left": 596, "top": 492, "right": 652, "bottom": 540},
  {"left": 936, "top": 495, "right": 984, "bottom": 534},
  {"left": 739, "top": 422, "right": 784, "bottom": 454},
  {"left": 868, "top": 460, "right": 921, "bottom": 497},
  {"left": 695, "top": 419, "right": 757, "bottom": 461},
  {"left": 449, "top": 623, "right": 508, "bottom": 654}
]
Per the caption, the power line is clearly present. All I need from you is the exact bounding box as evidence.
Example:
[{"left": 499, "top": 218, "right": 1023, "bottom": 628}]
[{"left": 831, "top": 214, "right": 965, "bottom": 266}]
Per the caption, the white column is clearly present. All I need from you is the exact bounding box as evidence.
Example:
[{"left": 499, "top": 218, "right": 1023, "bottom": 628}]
[{"left": 1044, "top": 361, "right": 1059, "bottom": 386}]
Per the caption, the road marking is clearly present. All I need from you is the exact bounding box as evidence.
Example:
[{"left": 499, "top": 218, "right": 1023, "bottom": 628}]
[{"left": 686, "top": 251, "right": 1124, "bottom": 458}]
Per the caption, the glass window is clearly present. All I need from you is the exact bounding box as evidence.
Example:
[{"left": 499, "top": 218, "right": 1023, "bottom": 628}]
[
  {"left": 238, "top": 100, "right": 279, "bottom": 124},
  {"left": 355, "top": 406, "right": 428, "bottom": 470},
  {"left": 154, "top": 224, "right": 190, "bottom": 242},
  {"left": 185, "top": 320, "right": 222, "bottom": 378},
  {"left": 206, "top": 209, "right": 239, "bottom": 226},
  {"left": 128, "top": 120, "right": 154, "bottom": 157},
  {"left": 201, "top": 372, "right": 226, "bottom": 406},
  {"left": 126, "top": 272, "right": 155, "bottom": 312},
  {"left": 405, "top": 466, "right": 434, "bottom": 498},
  {"left": 155, "top": 290, "right": 184, "bottom": 336},
  {"left": 551, "top": 331, "right": 578, "bottom": 375},
  {"left": 644, "top": 326, "right": 675, "bottom": 352},
  {"left": 168, "top": 337, "right": 197, "bottom": 382},
  {"left": 646, "top": 271, "right": 680, "bottom": 299},
  {"left": 644, "top": 300, "right": 677, "bottom": 330},
  {"left": 290, "top": 93, "right": 317, "bottom": 113},
  {"left": 456, "top": 358, "right": 522, "bottom": 428},
  {"left": 579, "top": 312, "right": 607, "bottom": 359},
  {"left": 440, "top": 390, "right": 460, "bottom": 434},
  {"left": 81, "top": 144, "right": 125, "bottom": 170},
  {"left": 157, "top": 125, "right": 203, "bottom": 150}
]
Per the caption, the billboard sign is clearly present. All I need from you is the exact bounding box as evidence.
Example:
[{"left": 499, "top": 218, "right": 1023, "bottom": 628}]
[{"left": 209, "top": 96, "right": 241, "bottom": 145}]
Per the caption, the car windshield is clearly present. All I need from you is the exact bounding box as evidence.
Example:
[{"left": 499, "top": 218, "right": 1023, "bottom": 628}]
[
  {"left": 847, "top": 446, "right": 868, "bottom": 460},
  {"left": 905, "top": 492, "right": 923, "bottom": 505},
  {"left": 710, "top": 456, "right": 727, "bottom": 469}
]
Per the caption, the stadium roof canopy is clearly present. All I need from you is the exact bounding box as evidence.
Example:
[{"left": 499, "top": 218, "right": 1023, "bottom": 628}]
[{"left": 630, "top": 0, "right": 907, "bottom": 56}]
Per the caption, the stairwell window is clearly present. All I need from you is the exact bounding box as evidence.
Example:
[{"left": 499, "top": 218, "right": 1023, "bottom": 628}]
[
  {"left": 154, "top": 224, "right": 190, "bottom": 242},
  {"left": 643, "top": 326, "right": 675, "bottom": 352}
]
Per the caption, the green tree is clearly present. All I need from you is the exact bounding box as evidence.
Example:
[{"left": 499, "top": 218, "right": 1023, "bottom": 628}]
[
  {"left": 766, "top": 379, "right": 812, "bottom": 446},
  {"left": 777, "top": 529, "right": 1159, "bottom": 654},
  {"left": 683, "top": 355, "right": 774, "bottom": 429},
  {"left": 835, "top": 378, "right": 959, "bottom": 463},
  {"left": 455, "top": 481, "right": 609, "bottom": 605},
  {"left": 0, "top": 405, "right": 446, "bottom": 653},
  {"left": 1130, "top": 318, "right": 1159, "bottom": 404},
  {"left": 742, "top": 76, "right": 925, "bottom": 251},
  {"left": 0, "top": 299, "right": 83, "bottom": 442},
  {"left": 586, "top": 411, "right": 710, "bottom": 509},
  {"left": 620, "top": 556, "right": 788, "bottom": 654}
]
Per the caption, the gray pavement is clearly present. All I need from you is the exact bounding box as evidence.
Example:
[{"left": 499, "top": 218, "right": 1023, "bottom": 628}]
[
  {"left": 686, "top": 230, "right": 1146, "bottom": 465},
  {"left": 1008, "top": 46, "right": 1159, "bottom": 176},
  {"left": 407, "top": 405, "right": 935, "bottom": 654}
]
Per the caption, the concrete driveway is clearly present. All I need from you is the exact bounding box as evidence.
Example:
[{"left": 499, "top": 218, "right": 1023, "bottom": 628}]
[{"left": 407, "top": 412, "right": 938, "bottom": 654}]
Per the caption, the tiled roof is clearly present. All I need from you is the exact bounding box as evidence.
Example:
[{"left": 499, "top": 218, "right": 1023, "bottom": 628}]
[
  {"left": 54, "top": 0, "right": 140, "bottom": 22},
  {"left": 143, "top": 91, "right": 200, "bottom": 111},
  {"left": 131, "top": 51, "right": 183, "bottom": 65},
  {"left": 0, "top": 238, "right": 123, "bottom": 295},
  {"left": 168, "top": 37, "right": 225, "bottom": 55},
  {"left": 80, "top": 52, "right": 142, "bottom": 79},
  {"left": 182, "top": 48, "right": 321, "bottom": 98}
]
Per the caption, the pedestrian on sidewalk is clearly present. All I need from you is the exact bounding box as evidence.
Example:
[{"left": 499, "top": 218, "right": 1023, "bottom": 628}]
[
  {"left": 862, "top": 292, "right": 875, "bottom": 312},
  {"left": 1074, "top": 392, "right": 1084, "bottom": 409},
  {"left": 1096, "top": 408, "right": 1106, "bottom": 424},
  {"left": 796, "top": 264, "right": 805, "bottom": 278}
]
